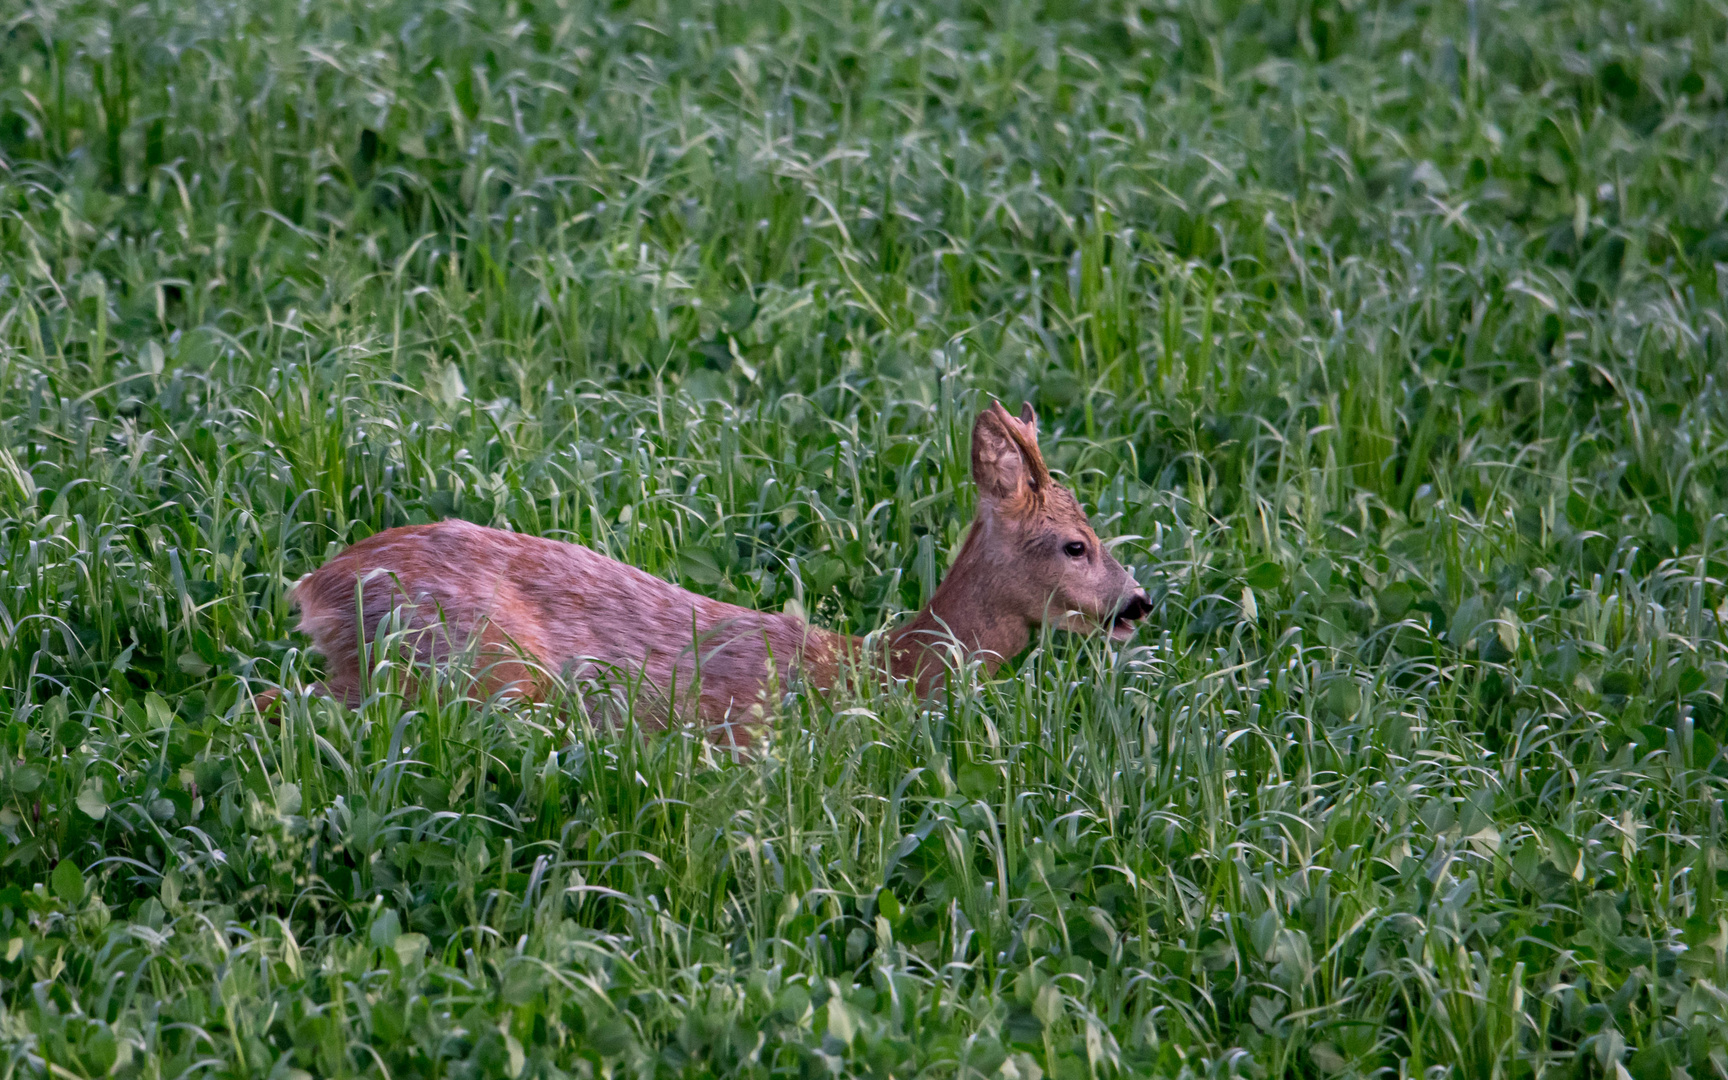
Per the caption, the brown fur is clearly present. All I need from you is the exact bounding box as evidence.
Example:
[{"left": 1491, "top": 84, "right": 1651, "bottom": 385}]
[{"left": 289, "top": 403, "right": 1147, "bottom": 740}]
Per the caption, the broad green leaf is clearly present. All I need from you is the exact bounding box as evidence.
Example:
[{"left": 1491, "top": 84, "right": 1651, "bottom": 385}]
[
  {"left": 370, "top": 909, "right": 402, "bottom": 949},
  {"left": 76, "top": 780, "right": 107, "bottom": 821},
  {"left": 826, "top": 998, "right": 856, "bottom": 1044},
  {"left": 393, "top": 932, "right": 428, "bottom": 966},
  {"left": 50, "top": 858, "right": 85, "bottom": 904},
  {"left": 1244, "top": 560, "right": 1284, "bottom": 590},
  {"left": 144, "top": 693, "right": 173, "bottom": 732},
  {"left": 10, "top": 766, "right": 43, "bottom": 795},
  {"left": 677, "top": 547, "right": 725, "bottom": 586}
]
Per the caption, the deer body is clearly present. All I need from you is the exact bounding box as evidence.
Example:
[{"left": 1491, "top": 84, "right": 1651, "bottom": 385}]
[
  {"left": 291, "top": 519, "right": 843, "bottom": 729},
  {"left": 290, "top": 404, "right": 1148, "bottom": 737}
]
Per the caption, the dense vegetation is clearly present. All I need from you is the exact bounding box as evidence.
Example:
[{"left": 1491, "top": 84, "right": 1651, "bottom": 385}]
[{"left": 0, "top": 0, "right": 1726, "bottom": 1075}]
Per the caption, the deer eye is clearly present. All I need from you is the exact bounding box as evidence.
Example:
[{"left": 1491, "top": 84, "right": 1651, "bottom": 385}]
[{"left": 1063, "top": 541, "right": 1087, "bottom": 559}]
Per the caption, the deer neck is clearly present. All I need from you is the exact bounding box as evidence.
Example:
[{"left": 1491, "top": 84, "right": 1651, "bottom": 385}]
[{"left": 882, "top": 525, "right": 1028, "bottom": 689}]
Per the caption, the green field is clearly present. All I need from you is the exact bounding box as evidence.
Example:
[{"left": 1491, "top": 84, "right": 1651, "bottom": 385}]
[{"left": 0, "top": 0, "right": 1726, "bottom": 1075}]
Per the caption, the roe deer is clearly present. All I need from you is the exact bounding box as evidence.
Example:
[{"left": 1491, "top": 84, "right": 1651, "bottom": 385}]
[{"left": 288, "top": 402, "right": 1149, "bottom": 739}]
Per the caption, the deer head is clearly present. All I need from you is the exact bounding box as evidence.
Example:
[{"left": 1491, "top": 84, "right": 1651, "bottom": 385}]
[
  {"left": 966, "top": 400, "right": 1150, "bottom": 638},
  {"left": 890, "top": 402, "right": 1150, "bottom": 684}
]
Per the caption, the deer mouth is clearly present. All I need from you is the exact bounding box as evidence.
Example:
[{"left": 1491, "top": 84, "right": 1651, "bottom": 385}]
[{"left": 1109, "top": 593, "right": 1152, "bottom": 640}]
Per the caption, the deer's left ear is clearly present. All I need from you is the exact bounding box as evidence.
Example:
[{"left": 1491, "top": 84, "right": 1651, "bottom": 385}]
[
  {"left": 1019, "top": 402, "right": 1038, "bottom": 431},
  {"left": 972, "top": 401, "right": 1051, "bottom": 502}
]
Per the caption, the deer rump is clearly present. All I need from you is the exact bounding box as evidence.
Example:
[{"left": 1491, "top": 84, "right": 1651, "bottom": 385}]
[{"left": 290, "top": 519, "right": 837, "bottom": 738}]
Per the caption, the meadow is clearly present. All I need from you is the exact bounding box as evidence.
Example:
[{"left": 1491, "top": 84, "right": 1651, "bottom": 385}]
[{"left": 0, "top": 0, "right": 1726, "bottom": 1075}]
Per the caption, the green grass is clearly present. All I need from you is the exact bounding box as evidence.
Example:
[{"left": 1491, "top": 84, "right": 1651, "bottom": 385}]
[{"left": 0, "top": 0, "right": 1726, "bottom": 1075}]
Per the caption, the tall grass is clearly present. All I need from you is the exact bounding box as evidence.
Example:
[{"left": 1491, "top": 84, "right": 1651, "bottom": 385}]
[{"left": 0, "top": 0, "right": 1725, "bottom": 1075}]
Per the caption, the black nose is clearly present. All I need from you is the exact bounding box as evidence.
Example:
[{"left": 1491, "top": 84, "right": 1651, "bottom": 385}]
[{"left": 1115, "top": 592, "right": 1151, "bottom": 622}]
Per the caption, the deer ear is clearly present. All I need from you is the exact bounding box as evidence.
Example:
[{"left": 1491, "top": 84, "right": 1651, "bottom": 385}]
[
  {"left": 972, "top": 402, "right": 1048, "bottom": 502},
  {"left": 1019, "top": 402, "right": 1038, "bottom": 430}
]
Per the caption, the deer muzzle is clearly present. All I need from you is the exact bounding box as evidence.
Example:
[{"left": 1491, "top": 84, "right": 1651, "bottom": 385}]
[{"left": 1109, "top": 591, "right": 1152, "bottom": 640}]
